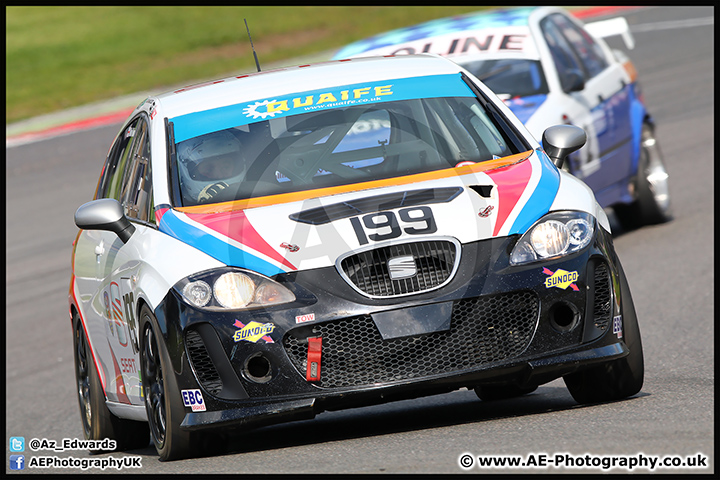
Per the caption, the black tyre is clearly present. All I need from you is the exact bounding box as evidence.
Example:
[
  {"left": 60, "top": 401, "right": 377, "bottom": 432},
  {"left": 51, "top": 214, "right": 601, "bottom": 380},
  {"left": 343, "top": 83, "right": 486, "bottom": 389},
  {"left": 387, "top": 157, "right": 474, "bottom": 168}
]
[
  {"left": 139, "top": 305, "right": 196, "bottom": 461},
  {"left": 615, "top": 123, "right": 672, "bottom": 229},
  {"left": 72, "top": 312, "right": 149, "bottom": 453},
  {"left": 563, "top": 263, "right": 644, "bottom": 404},
  {"left": 474, "top": 384, "right": 538, "bottom": 401}
]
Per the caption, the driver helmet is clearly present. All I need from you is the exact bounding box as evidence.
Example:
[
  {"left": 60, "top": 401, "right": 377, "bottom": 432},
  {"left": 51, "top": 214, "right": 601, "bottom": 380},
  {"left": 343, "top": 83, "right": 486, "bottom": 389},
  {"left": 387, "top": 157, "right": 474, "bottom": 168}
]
[{"left": 177, "top": 130, "right": 246, "bottom": 202}]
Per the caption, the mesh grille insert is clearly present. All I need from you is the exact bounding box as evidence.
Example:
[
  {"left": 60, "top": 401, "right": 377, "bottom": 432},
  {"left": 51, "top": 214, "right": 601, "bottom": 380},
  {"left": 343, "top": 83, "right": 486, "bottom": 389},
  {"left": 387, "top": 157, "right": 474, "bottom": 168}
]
[
  {"left": 185, "top": 328, "right": 223, "bottom": 396},
  {"left": 593, "top": 262, "right": 612, "bottom": 330},
  {"left": 283, "top": 291, "right": 539, "bottom": 388}
]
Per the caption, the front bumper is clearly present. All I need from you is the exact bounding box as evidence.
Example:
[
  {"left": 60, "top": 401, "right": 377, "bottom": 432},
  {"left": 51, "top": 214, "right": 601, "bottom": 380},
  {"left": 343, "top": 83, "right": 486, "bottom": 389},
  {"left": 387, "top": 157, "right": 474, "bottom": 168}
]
[
  {"left": 177, "top": 341, "right": 628, "bottom": 432},
  {"left": 153, "top": 226, "right": 631, "bottom": 432}
]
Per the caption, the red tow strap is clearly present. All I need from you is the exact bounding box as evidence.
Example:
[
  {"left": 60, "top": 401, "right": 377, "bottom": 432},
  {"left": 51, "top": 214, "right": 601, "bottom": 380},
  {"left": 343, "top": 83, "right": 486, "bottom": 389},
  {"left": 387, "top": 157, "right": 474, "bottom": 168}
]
[{"left": 306, "top": 337, "right": 322, "bottom": 382}]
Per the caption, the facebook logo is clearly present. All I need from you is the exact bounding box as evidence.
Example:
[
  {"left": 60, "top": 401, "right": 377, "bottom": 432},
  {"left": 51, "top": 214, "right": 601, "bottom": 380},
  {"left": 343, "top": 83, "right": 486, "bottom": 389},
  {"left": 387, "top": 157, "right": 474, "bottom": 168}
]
[
  {"left": 9, "top": 455, "right": 25, "bottom": 470},
  {"left": 9, "top": 436, "right": 25, "bottom": 452}
]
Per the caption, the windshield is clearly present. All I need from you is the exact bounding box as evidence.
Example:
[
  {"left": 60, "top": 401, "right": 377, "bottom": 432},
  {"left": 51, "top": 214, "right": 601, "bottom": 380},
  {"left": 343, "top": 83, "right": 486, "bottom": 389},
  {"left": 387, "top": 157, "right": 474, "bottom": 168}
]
[
  {"left": 170, "top": 74, "right": 524, "bottom": 207},
  {"left": 460, "top": 59, "right": 549, "bottom": 98}
]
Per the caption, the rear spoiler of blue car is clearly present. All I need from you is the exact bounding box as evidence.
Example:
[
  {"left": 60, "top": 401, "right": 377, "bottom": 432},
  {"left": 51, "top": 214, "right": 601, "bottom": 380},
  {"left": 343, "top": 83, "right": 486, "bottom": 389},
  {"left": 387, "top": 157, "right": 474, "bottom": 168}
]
[{"left": 584, "top": 16, "right": 635, "bottom": 50}]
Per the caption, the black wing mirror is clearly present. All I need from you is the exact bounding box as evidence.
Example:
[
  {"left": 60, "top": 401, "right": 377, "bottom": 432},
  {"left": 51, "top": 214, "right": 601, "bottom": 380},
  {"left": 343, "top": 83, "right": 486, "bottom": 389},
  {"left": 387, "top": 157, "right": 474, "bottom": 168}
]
[
  {"left": 542, "top": 125, "right": 587, "bottom": 169},
  {"left": 74, "top": 198, "right": 135, "bottom": 243}
]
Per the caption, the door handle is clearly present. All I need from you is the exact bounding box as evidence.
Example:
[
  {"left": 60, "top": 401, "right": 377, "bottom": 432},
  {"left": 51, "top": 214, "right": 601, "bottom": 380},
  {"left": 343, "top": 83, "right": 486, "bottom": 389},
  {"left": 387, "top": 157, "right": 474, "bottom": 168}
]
[{"left": 95, "top": 241, "right": 105, "bottom": 262}]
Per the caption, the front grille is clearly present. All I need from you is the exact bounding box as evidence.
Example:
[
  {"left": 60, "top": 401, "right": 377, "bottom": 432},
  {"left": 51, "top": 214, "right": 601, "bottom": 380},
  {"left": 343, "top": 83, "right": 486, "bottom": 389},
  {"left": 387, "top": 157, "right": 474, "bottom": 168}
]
[
  {"left": 283, "top": 291, "right": 539, "bottom": 388},
  {"left": 592, "top": 262, "right": 612, "bottom": 330},
  {"left": 339, "top": 240, "right": 458, "bottom": 297},
  {"left": 185, "top": 329, "right": 223, "bottom": 396}
]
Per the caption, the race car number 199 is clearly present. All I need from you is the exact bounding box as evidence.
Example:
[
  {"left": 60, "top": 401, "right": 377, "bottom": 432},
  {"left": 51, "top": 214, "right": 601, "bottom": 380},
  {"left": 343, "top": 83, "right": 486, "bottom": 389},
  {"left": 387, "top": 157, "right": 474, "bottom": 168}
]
[{"left": 350, "top": 206, "right": 437, "bottom": 245}]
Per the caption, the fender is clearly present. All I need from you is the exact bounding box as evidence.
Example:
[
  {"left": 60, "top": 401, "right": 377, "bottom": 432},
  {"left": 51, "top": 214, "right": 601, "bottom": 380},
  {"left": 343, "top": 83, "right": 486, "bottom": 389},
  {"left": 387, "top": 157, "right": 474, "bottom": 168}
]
[
  {"left": 69, "top": 274, "right": 108, "bottom": 392},
  {"left": 128, "top": 222, "right": 225, "bottom": 310},
  {"left": 550, "top": 170, "right": 611, "bottom": 233}
]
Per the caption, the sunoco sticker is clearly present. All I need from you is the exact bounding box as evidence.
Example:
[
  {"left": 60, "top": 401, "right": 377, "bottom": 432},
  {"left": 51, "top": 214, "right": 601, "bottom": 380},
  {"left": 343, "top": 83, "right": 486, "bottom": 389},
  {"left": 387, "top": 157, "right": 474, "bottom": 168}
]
[
  {"left": 233, "top": 320, "right": 275, "bottom": 343},
  {"left": 543, "top": 268, "right": 580, "bottom": 291}
]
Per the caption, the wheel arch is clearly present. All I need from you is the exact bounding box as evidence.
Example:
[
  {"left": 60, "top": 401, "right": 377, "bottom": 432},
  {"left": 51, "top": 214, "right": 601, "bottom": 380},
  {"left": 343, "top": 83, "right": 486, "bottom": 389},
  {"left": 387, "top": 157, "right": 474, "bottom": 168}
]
[
  {"left": 70, "top": 301, "right": 79, "bottom": 323},
  {"left": 70, "top": 296, "right": 109, "bottom": 398},
  {"left": 628, "top": 87, "right": 651, "bottom": 178}
]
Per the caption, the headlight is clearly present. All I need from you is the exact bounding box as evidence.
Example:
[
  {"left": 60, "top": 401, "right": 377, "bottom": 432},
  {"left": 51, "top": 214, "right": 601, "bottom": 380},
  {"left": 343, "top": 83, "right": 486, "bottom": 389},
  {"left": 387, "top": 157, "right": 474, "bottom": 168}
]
[
  {"left": 510, "top": 211, "right": 594, "bottom": 265},
  {"left": 177, "top": 269, "right": 296, "bottom": 310},
  {"left": 214, "top": 272, "right": 256, "bottom": 308},
  {"left": 530, "top": 220, "right": 569, "bottom": 258},
  {"left": 254, "top": 281, "right": 295, "bottom": 305},
  {"left": 182, "top": 280, "right": 212, "bottom": 307}
]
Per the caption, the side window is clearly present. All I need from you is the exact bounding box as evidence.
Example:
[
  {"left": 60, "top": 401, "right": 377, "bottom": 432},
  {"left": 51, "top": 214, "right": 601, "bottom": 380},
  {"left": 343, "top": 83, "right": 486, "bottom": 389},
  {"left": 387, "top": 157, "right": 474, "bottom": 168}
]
[
  {"left": 540, "top": 17, "right": 583, "bottom": 80},
  {"left": 551, "top": 13, "right": 608, "bottom": 79},
  {"left": 120, "top": 117, "right": 154, "bottom": 223},
  {"left": 97, "top": 119, "right": 140, "bottom": 201}
]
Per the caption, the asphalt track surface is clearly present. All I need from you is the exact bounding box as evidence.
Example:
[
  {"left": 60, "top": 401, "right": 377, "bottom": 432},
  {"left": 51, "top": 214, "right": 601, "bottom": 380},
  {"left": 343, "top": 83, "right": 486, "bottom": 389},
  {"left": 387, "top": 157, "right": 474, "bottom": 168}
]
[{"left": 6, "top": 6, "right": 714, "bottom": 474}]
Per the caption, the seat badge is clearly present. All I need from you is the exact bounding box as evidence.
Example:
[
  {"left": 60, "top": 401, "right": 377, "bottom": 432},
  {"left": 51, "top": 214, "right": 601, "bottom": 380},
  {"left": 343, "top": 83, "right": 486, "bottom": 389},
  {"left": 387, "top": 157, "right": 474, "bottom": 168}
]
[{"left": 387, "top": 255, "right": 417, "bottom": 280}]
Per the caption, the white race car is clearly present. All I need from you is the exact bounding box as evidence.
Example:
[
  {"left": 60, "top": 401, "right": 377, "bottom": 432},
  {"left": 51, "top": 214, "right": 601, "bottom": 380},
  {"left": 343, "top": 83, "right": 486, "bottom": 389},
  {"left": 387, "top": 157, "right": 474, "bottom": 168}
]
[
  {"left": 70, "top": 54, "right": 643, "bottom": 461},
  {"left": 333, "top": 7, "right": 671, "bottom": 229}
]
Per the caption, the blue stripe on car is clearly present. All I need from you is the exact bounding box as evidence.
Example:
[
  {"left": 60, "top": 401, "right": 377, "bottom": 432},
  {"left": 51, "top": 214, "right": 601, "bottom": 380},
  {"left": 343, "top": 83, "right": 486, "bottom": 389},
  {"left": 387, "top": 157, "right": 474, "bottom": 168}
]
[
  {"left": 159, "top": 210, "right": 285, "bottom": 277},
  {"left": 508, "top": 149, "right": 560, "bottom": 234},
  {"left": 628, "top": 83, "right": 647, "bottom": 176},
  {"left": 171, "top": 73, "right": 476, "bottom": 143}
]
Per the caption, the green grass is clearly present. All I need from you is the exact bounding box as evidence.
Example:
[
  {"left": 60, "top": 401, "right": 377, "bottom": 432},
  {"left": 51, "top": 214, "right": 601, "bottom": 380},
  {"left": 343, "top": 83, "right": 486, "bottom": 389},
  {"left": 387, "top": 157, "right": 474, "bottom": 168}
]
[{"left": 6, "top": 6, "right": 489, "bottom": 124}]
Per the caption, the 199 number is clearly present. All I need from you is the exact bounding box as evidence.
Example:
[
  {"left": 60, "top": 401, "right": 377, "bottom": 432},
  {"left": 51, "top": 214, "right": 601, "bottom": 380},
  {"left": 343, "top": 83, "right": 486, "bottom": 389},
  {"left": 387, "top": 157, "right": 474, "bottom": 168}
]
[{"left": 349, "top": 206, "right": 437, "bottom": 245}]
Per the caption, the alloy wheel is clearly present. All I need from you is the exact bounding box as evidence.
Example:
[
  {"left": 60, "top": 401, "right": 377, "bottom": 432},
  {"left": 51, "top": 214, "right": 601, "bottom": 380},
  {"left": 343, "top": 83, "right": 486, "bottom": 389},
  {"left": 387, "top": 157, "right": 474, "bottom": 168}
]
[
  {"left": 641, "top": 127, "right": 671, "bottom": 216},
  {"left": 75, "top": 320, "right": 92, "bottom": 436},
  {"left": 143, "top": 325, "right": 166, "bottom": 447}
]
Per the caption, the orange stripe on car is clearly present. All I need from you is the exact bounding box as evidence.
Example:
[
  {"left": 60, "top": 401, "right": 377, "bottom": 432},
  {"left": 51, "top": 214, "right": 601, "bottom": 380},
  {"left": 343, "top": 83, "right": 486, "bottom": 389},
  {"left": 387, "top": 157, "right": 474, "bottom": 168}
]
[
  {"left": 177, "top": 150, "right": 533, "bottom": 214},
  {"left": 622, "top": 59, "right": 638, "bottom": 84}
]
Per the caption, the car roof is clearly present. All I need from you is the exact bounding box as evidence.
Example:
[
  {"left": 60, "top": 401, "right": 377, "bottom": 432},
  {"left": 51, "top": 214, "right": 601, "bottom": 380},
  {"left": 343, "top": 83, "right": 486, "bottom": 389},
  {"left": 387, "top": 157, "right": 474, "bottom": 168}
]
[
  {"left": 153, "top": 54, "right": 465, "bottom": 120},
  {"left": 333, "top": 7, "right": 540, "bottom": 60}
]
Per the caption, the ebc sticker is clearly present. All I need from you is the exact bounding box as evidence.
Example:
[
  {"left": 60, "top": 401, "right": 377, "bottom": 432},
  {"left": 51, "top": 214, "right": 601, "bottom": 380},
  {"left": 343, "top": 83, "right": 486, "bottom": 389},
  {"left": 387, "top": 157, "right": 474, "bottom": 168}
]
[
  {"left": 542, "top": 268, "right": 580, "bottom": 291},
  {"left": 233, "top": 320, "right": 275, "bottom": 343},
  {"left": 612, "top": 315, "right": 623, "bottom": 338},
  {"left": 170, "top": 74, "right": 475, "bottom": 143},
  {"left": 181, "top": 389, "right": 206, "bottom": 412}
]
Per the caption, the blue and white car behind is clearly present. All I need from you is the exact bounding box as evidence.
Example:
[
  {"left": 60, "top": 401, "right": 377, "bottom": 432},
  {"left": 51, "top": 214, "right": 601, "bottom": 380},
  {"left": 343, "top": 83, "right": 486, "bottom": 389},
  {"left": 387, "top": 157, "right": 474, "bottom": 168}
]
[
  {"left": 70, "top": 54, "right": 643, "bottom": 461},
  {"left": 333, "top": 7, "right": 672, "bottom": 229}
]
